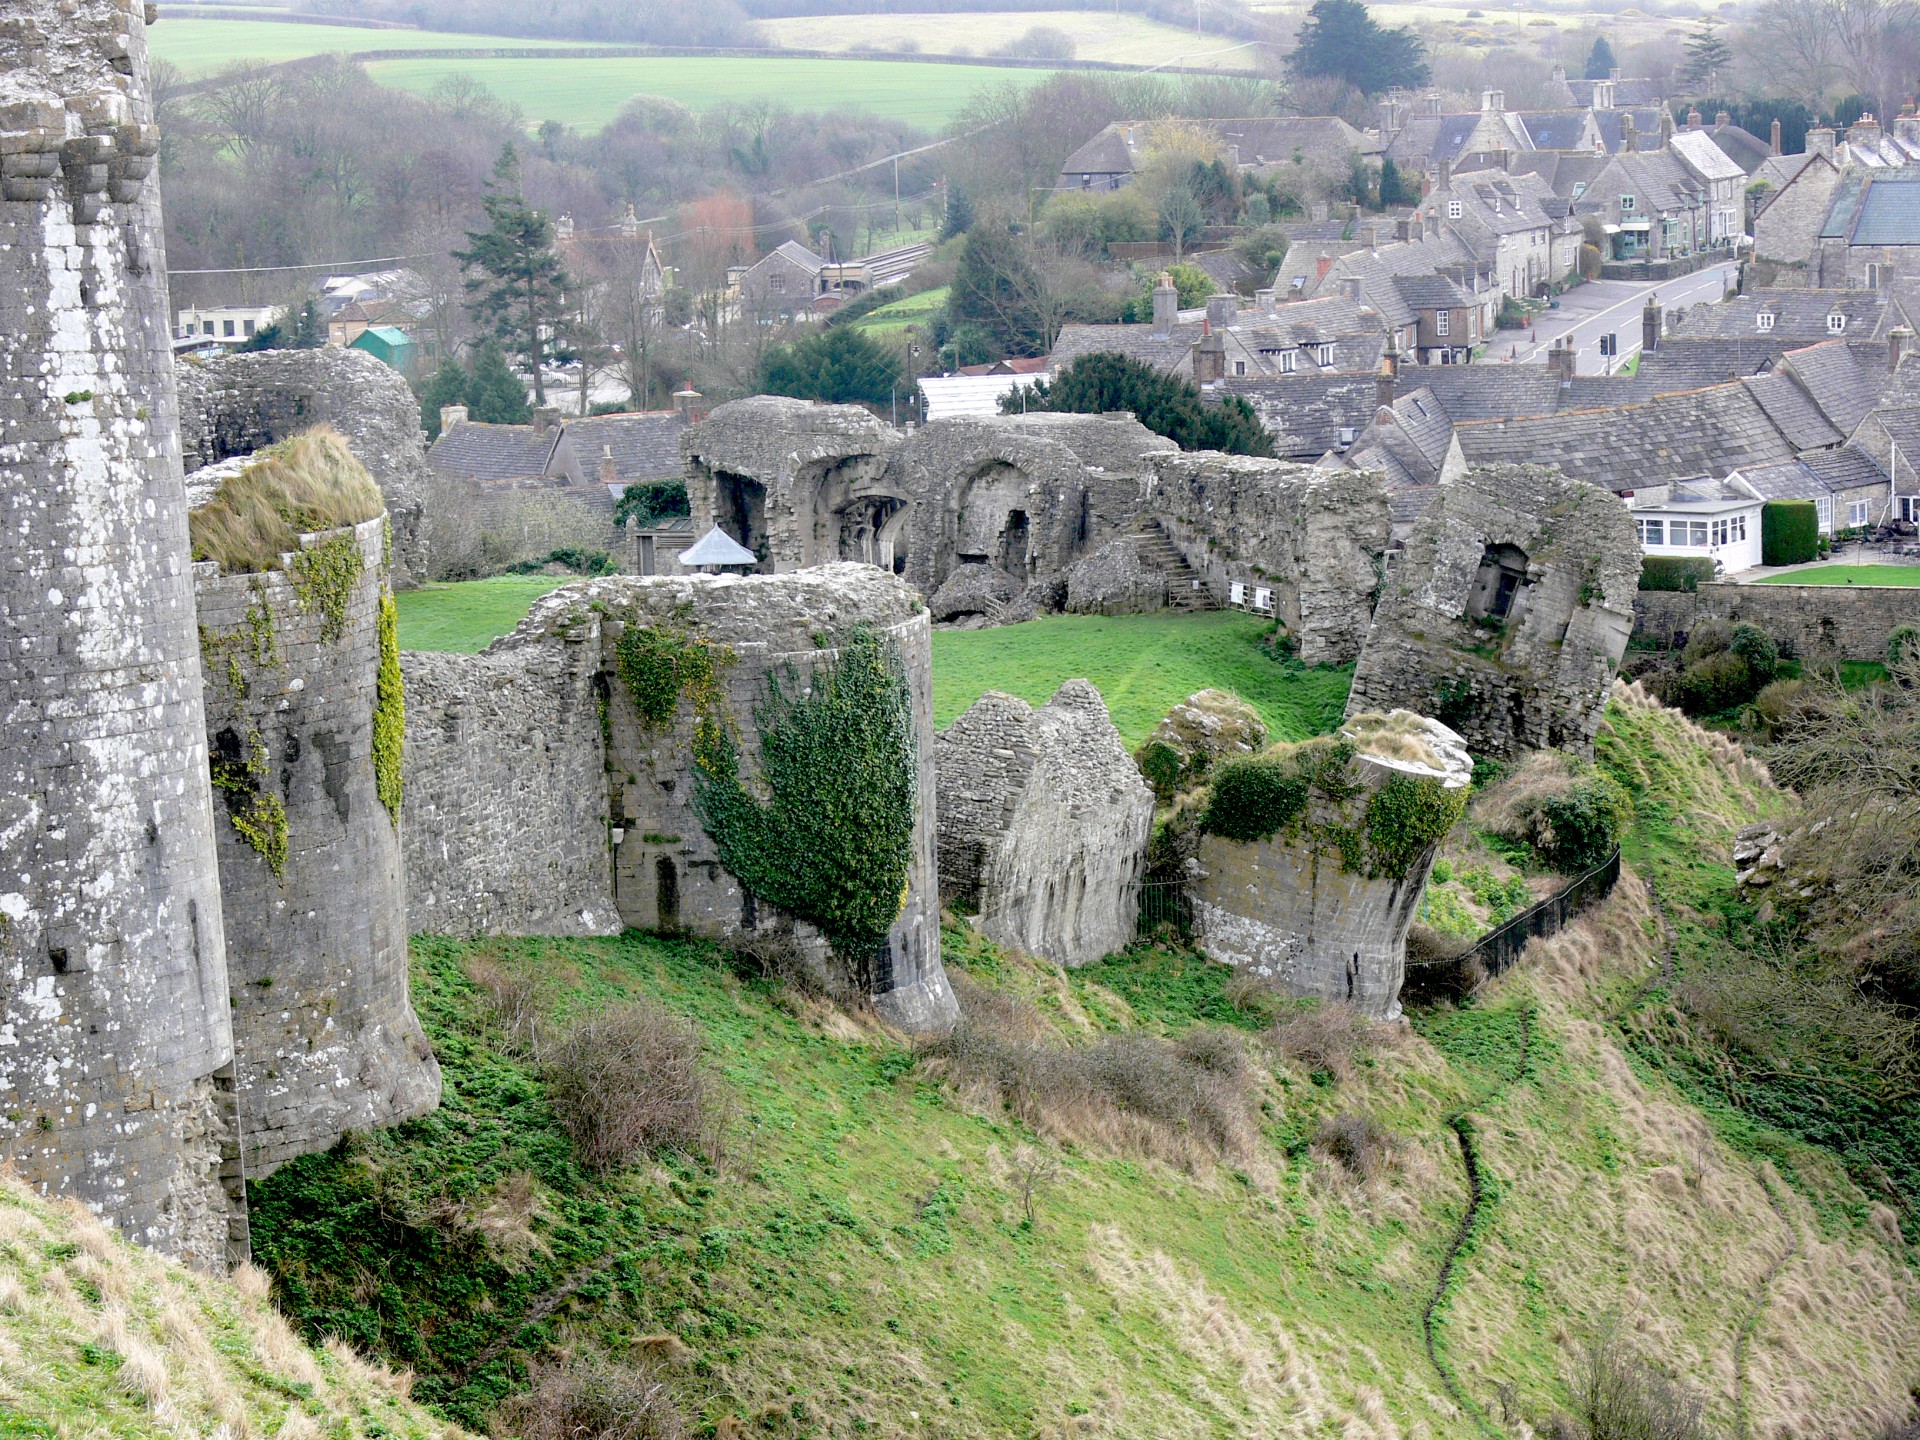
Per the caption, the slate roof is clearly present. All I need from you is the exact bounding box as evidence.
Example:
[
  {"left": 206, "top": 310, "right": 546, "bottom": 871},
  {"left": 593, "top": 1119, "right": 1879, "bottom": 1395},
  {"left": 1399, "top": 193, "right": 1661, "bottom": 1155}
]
[
  {"left": 1058, "top": 125, "right": 1134, "bottom": 177},
  {"left": 768, "top": 239, "right": 826, "bottom": 275},
  {"left": 1566, "top": 77, "right": 1669, "bottom": 108},
  {"left": 1707, "top": 123, "right": 1773, "bottom": 175},
  {"left": 1392, "top": 273, "right": 1473, "bottom": 310},
  {"left": 1211, "top": 373, "right": 1381, "bottom": 457},
  {"left": 1733, "top": 458, "right": 1833, "bottom": 501},
  {"left": 1752, "top": 151, "right": 1820, "bottom": 196},
  {"left": 1868, "top": 404, "right": 1920, "bottom": 456},
  {"left": 1777, "top": 340, "right": 1885, "bottom": 436},
  {"left": 428, "top": 422, "right": 562, "bottom": 486},
  {"left": 1800, "top": 444, "right": 1892, "bottom": 495},
  {"left": 1850, "top": 171, "right": 1920, "bottom": 245},
  {"left": 1507, "top": 150, "right": 1609, "bottom": 198},
  {"left": 1669, "top": 129, "right": 1748, "bottom": 184},
  {"left": 1189, "top": 247, "right": 1259, "bottom": 291},
  {"left": 1057, "top": 116, "right": 1375, "bottom": 181},
  {"left": 1516, "top": 110, "right": 1596, "bottom": 151},
  {"left": 1050, "top": 321, "right": 1203, "bottom": 374},
  {"left": 1633, "top": 339, "right": 1782, "bottom": 393},
  {"left": 1393, "top": 365, "right": 1562, "bottom": 421},
  {"left": 1452, "top": 381, "right": 1799, "bottom": 492},
  {"left": 1667, "top": 290, "right": 1889, "bottom": 341},
  {"left": 1587, "top": 149, "right": 1706, "bottom": 213},
  {"left": 1591, "top": 109, "right": 1669, "bottom": 152},
  {"left": 568, "top": 412, "right": 688, "bottom": 483},
  {"left": 1741, "top": 372, "right": 1844, "bottom": 450}
]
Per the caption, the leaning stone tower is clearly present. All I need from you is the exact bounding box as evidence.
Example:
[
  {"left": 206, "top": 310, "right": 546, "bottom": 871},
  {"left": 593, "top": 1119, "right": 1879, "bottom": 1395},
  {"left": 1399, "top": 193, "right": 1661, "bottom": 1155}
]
[{"left": 0, "top": 1, "right": 236, "bottom": 1266}]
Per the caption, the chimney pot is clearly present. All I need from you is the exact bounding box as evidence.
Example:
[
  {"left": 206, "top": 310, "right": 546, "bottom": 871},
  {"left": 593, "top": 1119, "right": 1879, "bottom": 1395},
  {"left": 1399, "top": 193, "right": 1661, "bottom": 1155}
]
[{"left": 1153, "top": 271, "right": 1180, "bottom": 335}]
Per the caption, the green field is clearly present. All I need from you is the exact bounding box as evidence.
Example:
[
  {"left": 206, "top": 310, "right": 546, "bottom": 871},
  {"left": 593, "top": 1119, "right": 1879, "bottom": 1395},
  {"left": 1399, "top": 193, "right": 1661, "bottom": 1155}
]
[
  {"left": 148, "top": 18, "right": 596, "bottom": 76},
  {"left": 931, "top": 611, "right": 1350, "bottom": 748},
  {"left": 364, "top": 54, "right": 1046, "bottom": 129},
  {"left": 1755, "top": 564, "right": 1920, "bottom": 586},
  {"left": 854, "top": 285, "right": 950, "bottom": 336},
  {"left": 395, "top": 576, "right": 570, "bottom": 653}
]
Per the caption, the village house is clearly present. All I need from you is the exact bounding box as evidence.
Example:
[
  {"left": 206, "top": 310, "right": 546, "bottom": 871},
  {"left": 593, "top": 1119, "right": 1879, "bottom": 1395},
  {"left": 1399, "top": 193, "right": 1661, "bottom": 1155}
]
[
  {"left": 1668, "top": 129, "right": 1748, "bottom": 248},
  {"left": 1810, "top": 166, "right": 1920, "bottom": 288},
  {"left": 1629, "top": 477, "right": 1763, "bottom": 572},
  {"left": 1054, "top": 116, "right": 1376, "bottom": 200},
  {"left": 1419, "top": 168, "right": 1572, "bottom": 299},
  {"left": 174, "top": 301, "right": 278, "bottom": 348},
  {"left": 1574, "top": 148, "right": 1711, "bottom": 264},
  {"left": 730, "top": 237, "right": 933, "bottom": 319}
]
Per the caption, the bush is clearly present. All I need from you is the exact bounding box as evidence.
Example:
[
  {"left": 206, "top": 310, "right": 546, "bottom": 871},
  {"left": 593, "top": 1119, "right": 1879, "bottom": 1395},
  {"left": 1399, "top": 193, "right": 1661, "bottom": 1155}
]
[
  {"left": 1552, "top": 1323, "right": 1708, "bottom": 1440},
  {"left": 1727, "top": 623, "right": 1779, "bottom": 682},
  {"left": 543, "top": 1000, "right": 719, "bottom": 1171},
  {"left": 1311, "top": 1111, "right": 1391, "bottom": 1180},
  {"left": 1638, "top": 556, "right": 1715, "bottom": 592},
  {"left": 494, "top": 1356, "right": 688, "bottom": 1440},
  {"left": 1889, "top": 624, "right": 1920, "bottom": 668},
  {"left": 614, "top": 479, "right": 690, "bottom": 529},
  {"left": 1674, "top": 649, "right": 1753, "bottom": 716},
  {"left": 1762, "top": 500, "right": 1820, "bottom": 566},
  {"left": 1272, "top": 1001, "right": 1380, "bottom": 1084},
  {"left": 1538, "top": 772, "right": 1633, "bottom": 872},
  {"left": 1751, "top": 676, "right": 1807, "bottom": 735},
  {"left": 1201, "top": 736, "right": 1352, "bottom": 843},
  {"left": 507, "top": 546, "right": 615, "bottom": 576}
]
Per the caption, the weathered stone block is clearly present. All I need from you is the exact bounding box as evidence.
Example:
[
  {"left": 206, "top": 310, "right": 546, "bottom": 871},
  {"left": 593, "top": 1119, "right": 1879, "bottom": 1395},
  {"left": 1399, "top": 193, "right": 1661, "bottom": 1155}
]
[{"left": 937, "top": 681, "right": 1154, "bottom": 966}]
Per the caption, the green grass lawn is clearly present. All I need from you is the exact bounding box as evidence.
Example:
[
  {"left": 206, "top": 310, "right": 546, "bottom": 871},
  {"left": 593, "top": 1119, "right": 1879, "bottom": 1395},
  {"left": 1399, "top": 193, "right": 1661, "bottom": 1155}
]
[
  {"left": 1754, "top": 564, "right": 1920, "bottom": 585},
  {"left": 395, "top": 576, "right": 571, "bottom": 654},
  {"left": 853, "top": 285, "right": 950, "bottom": 337},
  {"left": 364, "top": 55, "right": 1046, "bottom": 129},
  {"left": 931, "top": 611, "right": 1351, "bottom": 748},
  {"left": 147, "top": 19, "right": 596, "bottom": 76}
]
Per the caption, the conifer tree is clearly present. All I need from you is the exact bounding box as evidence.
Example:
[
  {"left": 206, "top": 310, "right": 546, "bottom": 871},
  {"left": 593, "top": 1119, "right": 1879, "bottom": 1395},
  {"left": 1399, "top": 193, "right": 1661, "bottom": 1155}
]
[
  {"left": 1584, "top": 35, "right": 1617, "bottom": 80},
  {"left": 454, "top": 145, "right": 573, "bottom": 406},
  {"left": 1287, "top": 0, "right": 1429, "bottom": 94},
  {"left": 1681, "top": 19, "right": 1734, "bottom": 93}
]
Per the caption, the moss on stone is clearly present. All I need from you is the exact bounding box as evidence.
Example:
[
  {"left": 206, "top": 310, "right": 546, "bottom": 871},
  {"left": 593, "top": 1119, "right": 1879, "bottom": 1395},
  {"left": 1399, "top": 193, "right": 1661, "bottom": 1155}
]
[
  {"left": 289, "top": 531, "right": 365, "bottom": 644},
  {"left": 374, "top": 590, "right": 404, "bottom": 824}
]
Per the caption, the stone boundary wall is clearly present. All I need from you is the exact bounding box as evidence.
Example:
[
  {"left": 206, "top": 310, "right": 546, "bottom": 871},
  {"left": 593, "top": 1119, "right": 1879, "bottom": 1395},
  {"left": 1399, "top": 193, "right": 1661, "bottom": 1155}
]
[
  {"left": 1632, "top": 582, "right": 1920, "bottom": 662},
  {"left": 196, "top": 516, "right": 440, "bottom": 1177},
  {"left": 400, "top": 622, "right": 620, "bottom": 939}
]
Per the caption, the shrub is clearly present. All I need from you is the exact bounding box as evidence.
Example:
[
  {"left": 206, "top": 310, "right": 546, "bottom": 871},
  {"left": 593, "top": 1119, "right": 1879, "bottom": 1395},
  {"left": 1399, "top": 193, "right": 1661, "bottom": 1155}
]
[
  {"left": 494, "top": 1356, "right": 688, "bottom": 1440},
  {"left": 1538, "top": 772, "right": 1633, "bottom": 872},
  {"left": 1553, "top": 1323, "right": 1708, "bottom": 1440},
  {"left": 507, "top": 546, "right": 615, "bottom": 576},
  {"left": 1311, "top": 1111, "right": 1391, "bottom": 1180},
  {"left": 465, "top": 957, "right": 542, "bottom": 1055},
  {"left": 1272, "top": 1001, "right": 1379, "bottom": 1084},
  {"left": 543, "top": 1000, "right": 718, "bottom": 1171},
  {"left": 1751, "top": 676, "right": 1806, "bottom": 734},
  {"left": 1727, "top": 623, "right": 1779, "bottom": 682},
  {"left": 1889, "top": 624, "right": 1920, "bottom": 668},
  {"left": 1675, "top": 649, "right": 1755, "bottom": 715},
  {"left": 1638, "top": 556, "right": 1716, "bottom": 592},
  {"left": 1762, "top": 499, "right": 1820, "bottom": 566}
]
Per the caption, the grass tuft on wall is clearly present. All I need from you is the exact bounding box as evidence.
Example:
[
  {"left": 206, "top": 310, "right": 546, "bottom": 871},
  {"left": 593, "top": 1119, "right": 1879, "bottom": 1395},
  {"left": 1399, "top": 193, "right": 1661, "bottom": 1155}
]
[{"left": 190, "top": 428, "right": 383, "bottom": 575}]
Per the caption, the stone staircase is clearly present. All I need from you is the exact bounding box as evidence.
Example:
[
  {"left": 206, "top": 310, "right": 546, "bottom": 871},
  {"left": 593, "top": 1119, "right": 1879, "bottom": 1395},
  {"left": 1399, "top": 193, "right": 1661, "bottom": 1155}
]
[{"left": 1134, "top": 518, "right": 1212, "bottom": 612}]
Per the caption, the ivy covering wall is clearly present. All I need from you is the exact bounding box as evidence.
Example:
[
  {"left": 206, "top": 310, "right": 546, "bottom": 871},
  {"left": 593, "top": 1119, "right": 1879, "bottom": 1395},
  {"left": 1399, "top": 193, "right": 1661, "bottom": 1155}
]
[{"left": 374, "top": 590, "right": 405, "bottom": 823}]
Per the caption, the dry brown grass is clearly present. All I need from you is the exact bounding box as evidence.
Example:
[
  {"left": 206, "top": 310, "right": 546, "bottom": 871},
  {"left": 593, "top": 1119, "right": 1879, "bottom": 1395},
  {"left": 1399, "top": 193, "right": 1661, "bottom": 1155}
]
[
  {"left": 492, "top": 1355, "right": 689, "bottom": 1440},
  {"left": 188, "top": 426, "right": 383, "bottom": 573},
  {"left": 544, "top": 1000, "right": 723, "bottom": 1171},
  {"left": 1271, "top": 1001, "right": 1389, "bottom": 1085},
  {"left": 465, "top": 955, "right": 545, "bottom": 1056},
  {"left": 926, "top": 974, "right": 1260, "bottom": 1170},
  {"left": 1609, "top": 679, "right": 1778, "bottom": 792},
  {"left": 1342, "top": 710, "right": 1444, "bottom": 768}
]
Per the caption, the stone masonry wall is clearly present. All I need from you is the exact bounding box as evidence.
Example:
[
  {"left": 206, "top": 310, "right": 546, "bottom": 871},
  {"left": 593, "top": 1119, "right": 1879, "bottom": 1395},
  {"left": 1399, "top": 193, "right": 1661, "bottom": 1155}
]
[
  {"left": 571, "top": 566, "right": 957, "bottom": 1036},
  {"left": 401, "top": 622, "right": 620, "bottom": 940},
  {"left": 1347, "top": 465, "right": 1640, "bottom": 759},
  {"left": 1145, "top": 455, "right": 1392, "bottom": 665},
  {"left": 195, "top": 515, "right": 439, "bottom": 1177},
  {"left": 935, "top": 681, "right": 1154, "bottom": 967},
  {"left": 1632, "top": 582, "right": 1920, "bottom": 663},
  {"left": 0, "top": 0, "right": 236, "bottom": 1269},
  {"left": 1194, "top": 714, "right": 1472, "bottom": 1019},
  {"left": 176, "top": 348, "right": 433, "bottom": 585}
]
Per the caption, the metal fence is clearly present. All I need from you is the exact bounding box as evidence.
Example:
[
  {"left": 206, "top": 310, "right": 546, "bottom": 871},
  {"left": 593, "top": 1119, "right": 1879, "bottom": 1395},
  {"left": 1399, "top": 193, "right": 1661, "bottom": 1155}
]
[
  {"left": 1405, "top": 850, "right": 1622, "bottom": 1002},
  {"left": 1136, "top": 879, "right": 1198, "bottom": 942}
]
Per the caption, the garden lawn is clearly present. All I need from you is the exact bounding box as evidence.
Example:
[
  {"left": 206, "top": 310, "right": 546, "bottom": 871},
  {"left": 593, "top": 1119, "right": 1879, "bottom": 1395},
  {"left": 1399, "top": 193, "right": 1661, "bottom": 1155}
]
[
  {"left": 1754, "top": 564, "right": 1920, "bottom": 585},
  {"left": 853, "top": 285, "right": 950, "bottom": 337},
  {"left": 395, "top": 576, "right": 571, "bottom": 653},
  {"left": 364, "top": 55, "right": 1047, "bottom": 129},
  {"left": 931, "top": 610, "right": 1351, "bottom": 748}
]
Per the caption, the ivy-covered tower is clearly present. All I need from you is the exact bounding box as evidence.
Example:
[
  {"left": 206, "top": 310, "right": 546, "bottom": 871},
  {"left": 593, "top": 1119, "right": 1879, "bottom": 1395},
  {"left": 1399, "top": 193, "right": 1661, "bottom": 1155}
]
[
  {"left": 0, "top": 0, "right": 236, "bottom": 1265},
  {"left": 188, "top": 435, "right": 441, "bottom": 1181}
]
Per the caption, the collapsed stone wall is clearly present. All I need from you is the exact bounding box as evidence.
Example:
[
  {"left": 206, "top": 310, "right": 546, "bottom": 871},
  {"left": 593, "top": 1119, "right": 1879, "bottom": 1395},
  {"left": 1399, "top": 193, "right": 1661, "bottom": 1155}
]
[
  {"left": 1633, "top": 581, "right": 1920, "bottom": 663},
  {"left": 936, "top": 682, "right": 1154, "bottom": 966},
  {"left": 588, "top": 566, "right": 955, "bottom": 1035},
  {"left": 1347, "top": 465, "right": 1639, "bottom": 759},
  {"left": 1193, "top": 712, "right": 1472, "bottom": 1018},
  {"left": 1145, "top": 455, "right": 1392, "bottom": 665},
  {"left": 682, "top": 397, "right": 904, "bottom": 572},
  {"left": 176, "top": 348, "right": 433, "bottom": 584},
  {"left": 0, "top": 0, "right": 237, "bottom": 1269},
  {"left": 401, "top": 626, "right": 620, "bottom": 939},
  {"left": 194, "top": 513, "right": 440, "bottom": 1177}
]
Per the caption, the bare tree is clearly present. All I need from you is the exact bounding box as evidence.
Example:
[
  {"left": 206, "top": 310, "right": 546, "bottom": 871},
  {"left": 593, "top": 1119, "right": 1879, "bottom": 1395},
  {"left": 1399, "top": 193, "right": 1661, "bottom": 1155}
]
[{"left": 1747, "top": 0, "right": 1845, "bottom": 106}]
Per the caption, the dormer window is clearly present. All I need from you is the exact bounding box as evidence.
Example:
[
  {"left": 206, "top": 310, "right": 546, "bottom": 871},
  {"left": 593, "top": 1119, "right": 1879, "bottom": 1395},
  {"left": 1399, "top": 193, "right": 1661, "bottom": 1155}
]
[
  {"left": 1573, "top": 181, "right": 1587, "bottom": 198},
  {"left": 1317, "top": 344, "right": 1334, "bottom": 366},
  {"left": 1757, "top": 311, "right": 1775, "bottom": 331},
  {"left": 1828, "top": 312, "right": 1848, "bottom": 333},
  {"left": 1447, "top": 198, "right": 1463, "bottom": 219},
  {"left": 1339, "top": 426, "right": 1356, "bottom": 445},
  {"left": 1621, "top": 195, "right": 1637, "bottom": 211},
  {"left": 1280, "top": 350, "right": 1297, "bottom": 373}
]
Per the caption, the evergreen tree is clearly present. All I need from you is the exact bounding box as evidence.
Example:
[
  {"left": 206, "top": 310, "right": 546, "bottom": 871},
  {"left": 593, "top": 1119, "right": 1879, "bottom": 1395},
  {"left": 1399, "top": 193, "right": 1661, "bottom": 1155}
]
[
  {"left": 240, "top": 293, "right": 324, "bottom": 352},
  {"left": 466, "top": 342, "right": 533, "bottom": 424},
  {"left": 416, "top": 361, "right": 469, "bottom": 438},
  {"left": 454, "top": 145, "right": 573, "bottom": 406},
  {"left": 759, "top": 326, "right": 900, "bottom": 408},
  {"left": 1005, "top": 353, "right": 1273, "bottom": 456},
  {"left": 949, "top": 222, "right": 1050, "bottom": 357},
  {"left": 1583, "top": 35, "right": 1617, "bottom": 80},
  {"left": 1287, "top": 0, "right": 1429, "bottom": 94},
  {"left": 1378, "top": 156, "right": 1419, "bottom": 207},
  {"left": 940, "top": 184, "right": 975, "bottom": 242},
  {"left": 1680, "top": 19, "right": 1733, "bottom": 93}
]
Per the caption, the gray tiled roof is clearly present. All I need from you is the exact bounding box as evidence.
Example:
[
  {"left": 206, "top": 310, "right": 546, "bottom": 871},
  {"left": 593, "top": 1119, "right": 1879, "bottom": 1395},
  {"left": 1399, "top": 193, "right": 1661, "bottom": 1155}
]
[
  {"left": 1742, "top": 372, "right": 1844, "bottom": 450},
  {"left": 568, "top": 411, "right": 688, "bottom": 483},
  {"left": 1394, "top": 366, "right": 1561, "bottom": 421},
  {"left": 1852, "top": 171, "right": 1920, "bottom": 245},
  {"left": 1517, "top": 111, "right": 1594, "bottom": 151},
  {"left": 1050, "top": 322, "right": 1202, "bottom": 374},
  {"left": 1708, "top": 123, "right": 1773, "bottom": 175},
  {"left": 1778, "top": 340, "right": 1883, "bottom": 435},
  {"left": 1800, "top": 444, "right": 1891, "bottom": 494},
  {"left": 1734, "top": 459, "right": 1831, "bottom": 500},
  {"left": 1668, "top": 290, "right": 1889, "bottom": 341},
  {"left": 428, "top": 423, "right": 561, "bottom": 485},
  {"left": 1058, "top": 126, "right": 1134, "bottom": 177},
  {"left": 1634, "top": 339, "right": 1782, "bottom": 393},
  {"left": 1591, "top": 109, "right": 1669, "bottom": 152},
  {"left": 1566, "top": 77, "right": 1669, "bottom": 107},
  {"left": 1453, "top": 381, "right": 1798, "bottom": 492},
  {"left": 1392, "top": 273, "right": 1472, "bottom": 309},
  {"left": 1190, "top": 248, "right": 1259, "bottom": 290},
  {"left": 1212, "top": 373, "right": 1381, "bottom": 457}
]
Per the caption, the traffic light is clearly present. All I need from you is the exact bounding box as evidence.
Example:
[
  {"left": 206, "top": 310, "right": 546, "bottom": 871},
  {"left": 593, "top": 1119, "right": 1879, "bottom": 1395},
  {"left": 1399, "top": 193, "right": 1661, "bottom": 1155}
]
[{"left": 1599, "top": 332, "right": 1618, "bottom": 357}]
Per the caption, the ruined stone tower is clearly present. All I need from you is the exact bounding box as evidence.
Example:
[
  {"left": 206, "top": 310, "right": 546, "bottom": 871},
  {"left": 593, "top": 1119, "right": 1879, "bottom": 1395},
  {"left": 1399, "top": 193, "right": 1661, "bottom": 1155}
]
[
  {"left": 0, "top": 0, "right": 235, "bottom": 1265},
  {"left": 189, "top": 438, "right": 441, "bottom": 1178}
]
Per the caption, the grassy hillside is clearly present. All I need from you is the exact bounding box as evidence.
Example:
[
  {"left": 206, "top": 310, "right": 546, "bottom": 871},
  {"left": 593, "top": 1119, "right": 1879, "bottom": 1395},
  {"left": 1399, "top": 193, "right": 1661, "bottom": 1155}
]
[
  {"left": 931, "top": 611, "right": 1350, "bottom": 748},
  {"left": 852, "top": 286, "right": 949, "bottom": 338},
  {"left": 363, "top": 55, "right": 1047, "bottom": 129},
  {"left": 0, "top": 1175, "right": 469, "bottom": 1439},
  {"left": 238, "top": 684, "right": 1920, "bottom": 1438},
  {"left": 759, "top": 12, "right": 1258, "bottom": 69}
]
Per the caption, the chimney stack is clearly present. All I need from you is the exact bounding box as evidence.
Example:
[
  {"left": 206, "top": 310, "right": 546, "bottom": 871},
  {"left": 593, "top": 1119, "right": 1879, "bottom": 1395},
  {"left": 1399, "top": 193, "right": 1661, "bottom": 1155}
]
[
  {"left": 1660, "top": 106, "right": 1675, "bottom": 144},
  {"left": 439, "top": 404, "right": 468, "bottom": 433},
  {"left": 1622, "top": 112, "right": 1637, "bottom": 151},
  {"left": 1548, "top": 337, "right": 1576, "bottom": 382},
  {"left": 1397, "top": 213, "right": 1415, "bottom": 243},
  {"left": 1771, "top": 118, "right": 1783, "bottom": 155},
  {"left": 1715, "top": 109, "right": 1731, "bottom": 128},
  {"left": 1152, "top": 271, "right": 1179, "bottom": 335},
  {"left": 1315, "top": 251, "right": 1334, "bottom": 285},
  {"left": 673, "top": 385, "right": 703, "bottom": 421},
  {"left": 533, "top": 406, "right": 560, "bottom": 435},
  {"left": 1193, "top": 329, "right": 1226, "bottom": 386},
  {"left": 1643, "top": 295, "right": 1663, "bottom": 355},
  {"left": 599, "top": 445, "right": 618, "bottom": 487},
  {"left": 1890, "top": 325, "right": 1914, "bottom": 372},
  {"left": 1339, "top": 276, "right": 1363, "bottom": 301},
  {"left": 1437, "top": 157, "right": 1452, "bottom": 193},
  {"left": 1206, "top": 293, "right": 1236, "bottom": 331},
  {"left": 1376, "top": 338, "right": 1399, "bottom": 410},
  {"left": 1687, "top": 107, "right": 1703, "bottom": 130},
  {"left": 1808, "top": 126, "right": 1836, "bottom": 160},
  {"left": 1254, "top": 285, "right": 1278, "bottom": 312},
  {"left": 1550, "top": 63, "right": 1567, "bottom": 82}
]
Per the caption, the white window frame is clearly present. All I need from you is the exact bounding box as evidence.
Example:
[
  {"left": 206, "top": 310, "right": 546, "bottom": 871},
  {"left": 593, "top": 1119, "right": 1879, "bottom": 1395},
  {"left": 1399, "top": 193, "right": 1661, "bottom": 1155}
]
[
  {"left": 1316, "top": 343, "right": 1334, "bottom": 366},
  {"left": 1816, "top": 495, "right": 1833, "bottom": 532},
  {"left": 1436, "top": 310, "right": 1451, "bottom": 336},
  {"left": 1849, "top": 499, "right": 1871, "bottom": 527},
  {"left": 1447, "top": 198, "right": 1463, "bottom": 219},
  {"left": 1757, "top": 311, "right": 1775, "bottom": 332},
  {"left": 1637, "top": 517, "right": 1665, "bottom": 546},
  {"left": 768, "top": 271, "right": 786, "bottom": 294},
  {"left": 1827, "top": 312, "right": 1847, "bottom": 333},
  {"left": 1280, "top": 350, "right": 1297, "bottom": 373}
]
